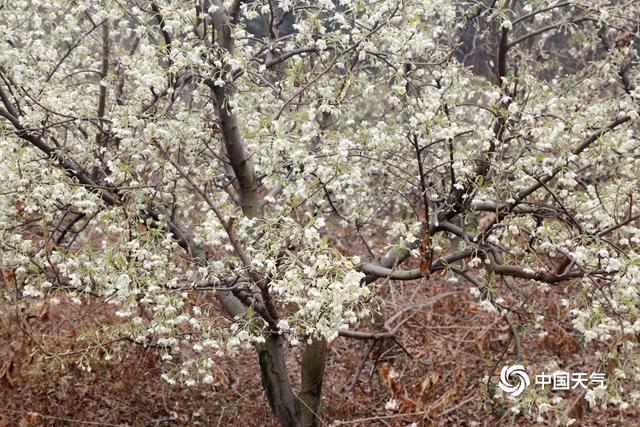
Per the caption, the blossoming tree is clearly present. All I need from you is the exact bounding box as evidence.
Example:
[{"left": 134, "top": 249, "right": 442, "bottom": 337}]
[{"left": 0, "top": 0, "right": 638, "bottom": 425}]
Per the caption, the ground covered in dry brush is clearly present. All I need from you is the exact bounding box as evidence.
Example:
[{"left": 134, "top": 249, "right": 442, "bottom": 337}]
[{"left": 1, "top": 269, "right": 634, "bottom": 426}]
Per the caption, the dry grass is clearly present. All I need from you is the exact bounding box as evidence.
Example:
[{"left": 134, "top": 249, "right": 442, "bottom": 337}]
[{"left": 1, "top": 268, "right": 636, "bottom": 426}]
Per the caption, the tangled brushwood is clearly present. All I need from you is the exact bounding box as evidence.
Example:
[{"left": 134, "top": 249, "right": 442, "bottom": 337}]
[{"left": 0, "top": 0, "right": 639, "bottom": 425}]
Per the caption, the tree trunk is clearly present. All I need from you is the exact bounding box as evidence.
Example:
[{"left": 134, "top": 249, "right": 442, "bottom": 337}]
[
  {"left": 258, "top": 335, "right": 300, "bottom": 427},
  {"left": 215, "top": 287, "right": 300, "bottom": 426},
  {"left": 208, "top": 9, "right": 303, "bottom": 426},
  {"left": 211, "top": 84, "right": 259, "bottom": 218},
  {"left": 299, "top": 339, "right": 327, "bottom": 427}
]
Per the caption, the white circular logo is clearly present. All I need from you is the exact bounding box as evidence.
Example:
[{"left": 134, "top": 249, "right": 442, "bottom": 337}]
[{"left": 499, "top": 365, "right": 530, "bottom": 397}]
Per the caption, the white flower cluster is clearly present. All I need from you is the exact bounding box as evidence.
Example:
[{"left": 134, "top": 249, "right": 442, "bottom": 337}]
[{"left": 1, "top": 0, "right": 640, "bottom": 420}]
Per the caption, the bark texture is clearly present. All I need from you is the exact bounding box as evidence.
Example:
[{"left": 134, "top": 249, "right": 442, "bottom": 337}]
[
  {"left": 258, "top": 335, "right": 300, "bottom": 427},
  {"left": 299, "top": 339, "right": 327, "bottom": 427}
]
